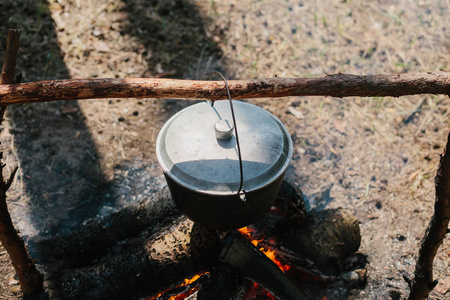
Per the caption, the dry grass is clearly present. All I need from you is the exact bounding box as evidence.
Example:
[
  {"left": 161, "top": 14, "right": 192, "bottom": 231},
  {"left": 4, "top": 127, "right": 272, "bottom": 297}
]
[{"left": 0, "top": 0, "right": 449, "bottom": 299}]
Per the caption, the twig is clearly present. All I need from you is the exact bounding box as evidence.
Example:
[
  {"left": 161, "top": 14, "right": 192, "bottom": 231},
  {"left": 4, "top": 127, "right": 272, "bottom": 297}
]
[
  {"left": 408, "top": 132, "right": 450, "bottom": 299},
  {"left": 0, "top": 72, "right": 449, "bottom": 105},
  {"left": 0, "top": 29, "right": 44, "bottom": 296}
]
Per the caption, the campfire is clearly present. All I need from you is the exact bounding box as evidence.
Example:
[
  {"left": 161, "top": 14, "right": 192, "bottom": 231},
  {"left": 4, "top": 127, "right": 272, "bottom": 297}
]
[{"left": 29, "top": 180, "right": 365, "bottom": 299}]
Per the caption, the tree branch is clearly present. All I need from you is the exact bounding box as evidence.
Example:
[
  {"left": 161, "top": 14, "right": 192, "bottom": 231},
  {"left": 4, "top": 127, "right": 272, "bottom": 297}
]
[
  {"left": 0, "top": 28, "right": 44, "bottom": 296},
  {"left": 0, "top": 29, "right": 20, "bottom": 85},
  {"left": 408, "top": 132, "right": 450, "bottom": 299},
  {"left": 0, "top": 72, "right": 449, "bottom": 105}
]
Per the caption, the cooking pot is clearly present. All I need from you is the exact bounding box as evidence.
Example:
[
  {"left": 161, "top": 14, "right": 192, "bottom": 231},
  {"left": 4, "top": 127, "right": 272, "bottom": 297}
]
[{"left": 156, "top": 100, "right": 293, "bottom": 230}]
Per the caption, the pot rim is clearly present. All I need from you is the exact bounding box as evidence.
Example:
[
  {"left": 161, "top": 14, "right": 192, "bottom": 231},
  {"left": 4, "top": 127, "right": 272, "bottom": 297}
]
[{"left": 156, "top": 101, "right": 293, "bottom": 195}]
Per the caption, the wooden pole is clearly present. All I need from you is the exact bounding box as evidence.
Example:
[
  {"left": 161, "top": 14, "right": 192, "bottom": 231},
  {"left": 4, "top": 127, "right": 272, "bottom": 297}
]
[
  {"left": 0, "top": 29, "right": 44, "bottom": 296},
  {"left": 0, "top": 30, "right": 20, "bottom": 84},
  {"left": 0, "top": 72, "right": 449, "bottom": 105},
  {"left": 408, "top": 133, "right": 450, "bottom": 299}
]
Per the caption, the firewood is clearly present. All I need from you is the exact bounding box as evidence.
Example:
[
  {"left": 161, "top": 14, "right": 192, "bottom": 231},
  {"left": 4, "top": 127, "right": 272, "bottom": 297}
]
[
  {"left": 36, "top": 181, "right": 362, "bottom": 299},
  {"left": 255, "top": 207, "right": 361, "bottom": 276},
  {"left": 53, "top": 216, "right": 221, "bottom": 299},
  {"left": 196, "top": 264, "right": 247, "bottom": 300},
  {"left": 28, "top": 188, "right": 179, "bottom": 267},
  {"left": 220, "top": 231, "right": 308, "bottom": 300}
]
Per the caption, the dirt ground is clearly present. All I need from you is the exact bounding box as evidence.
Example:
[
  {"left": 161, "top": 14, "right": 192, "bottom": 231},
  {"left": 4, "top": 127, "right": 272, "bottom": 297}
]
[{"left": 0, "top": 0, "right": 449, "bottom": 299}]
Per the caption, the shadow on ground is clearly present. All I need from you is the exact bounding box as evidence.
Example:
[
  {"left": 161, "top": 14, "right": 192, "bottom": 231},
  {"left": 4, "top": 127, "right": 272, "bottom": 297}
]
[
  {"left": 120, "top": 0, "right": 225, "bottom": 115},
  {"left": 1, "top": 0, "right": 107, "bottom": 237},
  {"left": 0, "top": 0, "right": 226, "bottom": 297},
  {"left": 1, "top": 0, "right": 225, "bottom": 237}
]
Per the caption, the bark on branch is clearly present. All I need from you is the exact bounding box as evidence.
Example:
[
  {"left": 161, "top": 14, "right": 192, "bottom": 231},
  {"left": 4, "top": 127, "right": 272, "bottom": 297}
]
[
  {"left": 0, "top": 72, "right": 449, "bottom": 105},
  {"left": 408, "top": 132, "right": 450, "bottom": 299}
]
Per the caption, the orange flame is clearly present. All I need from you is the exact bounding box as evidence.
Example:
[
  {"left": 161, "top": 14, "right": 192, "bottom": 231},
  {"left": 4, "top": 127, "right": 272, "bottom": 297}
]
[
  {"left": 151, "top": 271, "right": 210, "bottom": 300},
  {"left": 180, "top": 273, "right": 203, "bottom": 286},
  {"left": 238, "top": 227, "right": 291, "bottom": 273}
]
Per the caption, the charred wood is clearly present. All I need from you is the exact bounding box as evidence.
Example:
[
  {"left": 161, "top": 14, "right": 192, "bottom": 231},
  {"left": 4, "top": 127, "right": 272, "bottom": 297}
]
[
  {"left": 220, "top": 231, "right": 307, "bottom": 300},
  {"left": 53, "top": 216, "right": 221, "bottom": 299},
  {"left": 37, "top": 181, "right": 362, "bottom": 299},
  {"left": 259, "top": 208, "right": 361, "bottom": 276},
  {"left": 255, "top": 181, "right": 361, "bottom": 276},
  {"left": 197, "top": 264, "right": 247, "bottom": 300},
  {"left": 28, "top": 188, "right": 178, "bottom": 267}
]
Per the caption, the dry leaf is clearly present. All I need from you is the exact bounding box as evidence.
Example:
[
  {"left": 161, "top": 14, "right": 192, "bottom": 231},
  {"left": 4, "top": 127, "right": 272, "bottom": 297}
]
[
  {"left": 61, "top": 106, "right": 79, "bottom": 114},
  {"left": 329, "top": 144, "right": 338, "bottom": 155},
  {"left": 287, "top": 106, "right": 305, "bottom": 119},
  {"left": 408, "top": 170, "right": 421, "bottom": 181}
]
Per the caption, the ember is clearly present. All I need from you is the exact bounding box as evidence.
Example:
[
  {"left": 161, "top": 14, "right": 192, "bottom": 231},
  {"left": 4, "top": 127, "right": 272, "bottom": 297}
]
[
  {"left": 243, "top": 282, "right": 276, "bottom": 300},
  {"left": 238, "top": 227, "right": 291, "bottom": 273},
  {"left": 150, "top": 271, "right": 210, "bottom": 300}
]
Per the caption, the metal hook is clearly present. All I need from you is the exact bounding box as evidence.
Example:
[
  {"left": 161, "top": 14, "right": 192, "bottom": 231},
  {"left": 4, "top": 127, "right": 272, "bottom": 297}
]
[{"left": 208, "top": 72, "right": 247, "bottom": 202}]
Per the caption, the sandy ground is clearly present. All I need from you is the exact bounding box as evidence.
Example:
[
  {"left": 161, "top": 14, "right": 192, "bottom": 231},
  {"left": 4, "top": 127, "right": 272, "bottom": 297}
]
[{"left": 0, "top": 0, "right": 449, "bottom": 299}]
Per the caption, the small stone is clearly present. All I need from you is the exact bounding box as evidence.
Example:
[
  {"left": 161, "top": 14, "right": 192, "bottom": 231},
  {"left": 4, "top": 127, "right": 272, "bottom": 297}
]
[
  {"left": 297, "top": 147, "right": 306, "bottom": 154},
  {"left": 341, "top": 269, "right": 367, "bottom": 286}
]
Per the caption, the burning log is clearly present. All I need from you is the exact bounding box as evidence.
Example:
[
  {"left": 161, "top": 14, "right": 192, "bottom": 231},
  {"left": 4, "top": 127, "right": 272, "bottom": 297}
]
[
  {"left": 220, "top": 231, "right": 309, "bottom": 300},
  {"left": 196, "top": 265, "right": 247, "bottom": 300},
  {"left": 256, "top": 208, "right": 362, "bottom": 276},
  {"left": 35, "top": 181, "right": 362, "bottom": 299}
]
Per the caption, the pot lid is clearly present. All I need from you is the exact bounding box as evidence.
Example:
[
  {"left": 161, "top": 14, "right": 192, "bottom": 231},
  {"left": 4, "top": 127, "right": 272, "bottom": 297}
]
[{"left": 156, "top": 101, "right": 293, "bottom": 194}]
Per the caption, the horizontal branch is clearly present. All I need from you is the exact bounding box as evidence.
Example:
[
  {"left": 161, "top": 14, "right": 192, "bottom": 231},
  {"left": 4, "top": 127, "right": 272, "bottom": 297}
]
[{"left": 0, "top": 72, "right": 449, "bottom": 105}]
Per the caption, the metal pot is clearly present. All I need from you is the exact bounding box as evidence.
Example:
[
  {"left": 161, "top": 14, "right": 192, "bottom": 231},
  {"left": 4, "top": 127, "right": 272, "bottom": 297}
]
[{"left": 156, "top": 100, "right": 293, "bottom": 230}]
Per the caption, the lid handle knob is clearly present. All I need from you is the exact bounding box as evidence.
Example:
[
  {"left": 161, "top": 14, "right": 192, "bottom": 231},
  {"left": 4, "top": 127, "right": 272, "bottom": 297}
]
[{"left": 214, "top": 119, "right": 234, "bottom": 141}]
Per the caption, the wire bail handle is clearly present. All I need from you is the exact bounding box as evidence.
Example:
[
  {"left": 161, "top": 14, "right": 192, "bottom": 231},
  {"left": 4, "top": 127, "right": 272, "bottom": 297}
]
[{"left": 209, "top": 72, "right": 247, "bottom": 202}]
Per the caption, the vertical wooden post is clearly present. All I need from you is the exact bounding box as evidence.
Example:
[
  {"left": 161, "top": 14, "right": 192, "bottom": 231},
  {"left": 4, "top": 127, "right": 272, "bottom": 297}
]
[
  {"left": 0, "top": 29, "right": 44, "bottom": 296},
  {"left": 408, "top": 132, "right": 450, "bottom": 299}
]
